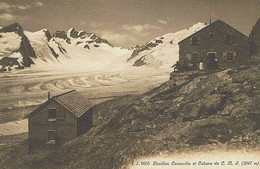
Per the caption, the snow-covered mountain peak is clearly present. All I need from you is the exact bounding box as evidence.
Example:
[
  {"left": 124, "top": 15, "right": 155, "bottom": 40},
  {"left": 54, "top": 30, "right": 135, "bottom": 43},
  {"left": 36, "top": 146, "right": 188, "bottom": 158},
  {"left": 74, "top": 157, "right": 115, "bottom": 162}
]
[
  {"left": 0, "top": 23, "right": 23, "bottom": 35},
  {"left": 188, "top": 22, "right": 207, "bottom": 30},
  {"left": 53, "top": 30, "right": 67, "bottom": 39},
  {"left": 25, "top": 29, "right": 52, "bottom": 42},
  {"left": 1, "top": 22, "right": 208, "bottom": 73},
  {"left": 67, "top": 27, "right": 88, "bottom": 39},
  {"left": 127, "top": 22, "right": 207, "bottom": 69},
  {"left": 52, "top": 27, "right": 114, "bottom": 48},
  {"left": 0, "top": 23, "right": 36, "bottom": 68},
  {"left": 0, "top": 23, "right": 130, "bottom": 72}
]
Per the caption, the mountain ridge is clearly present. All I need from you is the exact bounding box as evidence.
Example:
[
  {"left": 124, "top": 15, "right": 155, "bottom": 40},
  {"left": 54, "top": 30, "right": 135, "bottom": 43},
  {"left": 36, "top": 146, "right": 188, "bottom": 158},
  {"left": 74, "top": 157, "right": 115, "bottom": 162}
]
[
  {"left": 0, "top": 23, "right": 129, "bottom": 72},
  {"left": 127, "top": 22, "right": 207, "bottom": 68},
  {"left": 0, "top": 22, "right": 207, "bottom": 72},
  {"left": 0, "top": 23, "right": 36, "bottom": 67}
]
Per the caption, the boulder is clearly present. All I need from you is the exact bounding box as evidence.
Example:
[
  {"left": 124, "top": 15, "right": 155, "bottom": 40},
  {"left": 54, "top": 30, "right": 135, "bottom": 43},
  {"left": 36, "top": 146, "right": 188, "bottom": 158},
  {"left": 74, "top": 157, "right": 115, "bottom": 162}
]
[
  {"left": 179, "top": 103, "right": 201, "bottom": 121},
  {"left": 199, "top": 94, "right": 226, "bottom": 116}
]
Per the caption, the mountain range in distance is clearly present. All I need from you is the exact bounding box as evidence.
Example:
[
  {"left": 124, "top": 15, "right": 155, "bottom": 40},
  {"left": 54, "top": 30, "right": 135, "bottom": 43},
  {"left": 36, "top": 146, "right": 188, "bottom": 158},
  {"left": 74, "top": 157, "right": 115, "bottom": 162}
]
[{"left": 0, "top": 22, "right": 207, "bottom": 73}]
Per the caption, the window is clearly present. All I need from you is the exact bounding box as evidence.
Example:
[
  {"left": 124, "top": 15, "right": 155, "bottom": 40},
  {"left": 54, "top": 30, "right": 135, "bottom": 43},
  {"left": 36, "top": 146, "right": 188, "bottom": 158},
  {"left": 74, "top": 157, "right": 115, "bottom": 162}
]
[
  {"left": 47, "top": 130, "right": 56, "bottom": 144},
  {"left": 191, "top": 54, "right": 198, "bottom": 62},
  {"left": 191, "top": 37, "right": 199, "bottom": 45},
  {"left": 224, "top": 52, "right": 236, "bottom": 61},
  {"left": 225, "top": 34, "right": 234, "bottom": 43},
  {"left": 207, "top": 52, "right": 216, "bottom": 60},
  {"left": 48, "top": 109, "right": 56, "bottom": 121}
]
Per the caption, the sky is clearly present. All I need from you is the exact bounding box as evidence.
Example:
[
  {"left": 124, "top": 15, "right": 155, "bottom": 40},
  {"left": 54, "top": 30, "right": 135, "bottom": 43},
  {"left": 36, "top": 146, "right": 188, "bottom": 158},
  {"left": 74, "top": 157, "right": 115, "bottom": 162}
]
[{"left": 0, "top": 0, "right": 259, "bottom": 48}]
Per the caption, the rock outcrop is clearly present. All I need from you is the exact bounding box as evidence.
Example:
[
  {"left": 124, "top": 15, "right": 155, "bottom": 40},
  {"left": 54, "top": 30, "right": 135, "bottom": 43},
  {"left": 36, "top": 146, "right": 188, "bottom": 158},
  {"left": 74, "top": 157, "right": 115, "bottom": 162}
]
[
  {"left": 53, "top": 30, "right": 67, "bottom": 39},
  {"left": 0, "top": 23, "right": 36, "bottom": 67},
  {"left": 42, "top": 29, "right": 52, "bottom": 41}
]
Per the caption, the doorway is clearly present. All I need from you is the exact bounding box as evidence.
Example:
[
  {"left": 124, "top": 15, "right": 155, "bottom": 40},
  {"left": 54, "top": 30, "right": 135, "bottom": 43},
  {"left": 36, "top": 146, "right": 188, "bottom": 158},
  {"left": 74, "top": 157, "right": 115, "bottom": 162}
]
[{"left": 206, "top": 52, "right": 218, "bottom": 69}]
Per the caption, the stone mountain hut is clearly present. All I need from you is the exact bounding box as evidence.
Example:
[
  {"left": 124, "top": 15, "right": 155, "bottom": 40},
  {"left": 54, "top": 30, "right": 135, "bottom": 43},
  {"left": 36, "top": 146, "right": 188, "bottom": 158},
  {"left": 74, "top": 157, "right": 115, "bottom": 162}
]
[
  {"left": 26, "top": 90, "right": 93, "bottom": 151},
  {"left": 178, "top": 19, "right": 251, "bottom": 70}
]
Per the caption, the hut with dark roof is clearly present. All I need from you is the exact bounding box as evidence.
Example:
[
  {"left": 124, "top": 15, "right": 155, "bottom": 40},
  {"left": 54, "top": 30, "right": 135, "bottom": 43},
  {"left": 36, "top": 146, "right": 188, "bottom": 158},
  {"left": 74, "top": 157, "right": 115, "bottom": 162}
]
[{"left": 26, "top": 90, "right": 93, "bottom": 151}]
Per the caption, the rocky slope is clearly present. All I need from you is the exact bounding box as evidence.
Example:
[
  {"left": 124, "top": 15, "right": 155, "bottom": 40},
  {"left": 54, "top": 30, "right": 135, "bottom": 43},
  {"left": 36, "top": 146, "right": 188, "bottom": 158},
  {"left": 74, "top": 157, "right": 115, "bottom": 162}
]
[{"left": 1, "top": 64, "right": 259, "bottom": 169}]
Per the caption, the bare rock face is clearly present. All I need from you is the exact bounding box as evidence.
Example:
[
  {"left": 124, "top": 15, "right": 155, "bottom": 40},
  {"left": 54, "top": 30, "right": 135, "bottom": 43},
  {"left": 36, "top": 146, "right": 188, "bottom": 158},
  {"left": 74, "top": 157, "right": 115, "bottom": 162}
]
[
  {"left": 76, "top": 41, "right": 82, "bottom": 45},
  {"left": 53, "top": 30, "right": 67, "bottom": 39},
  {"left": 0, "top": 23, "right": 23, "bottom": 35},
  {"left": 66, "top": 38, "right": 71, "bottom": 44},
  {"left": 53, "top": 28, "right": 114, "bottom": 48},
  {"left": 69, "top": 28, "right": 87, "bottom": 38},
  {"left": 47, "top": 44, "right": 59, "bottom": 58},
  {"left": 89, "top": 34, "right": 114, "bottom": 47},
  {"left": 129, "top": 42, "right": 158, "bottom": 61},
  {"left": 84, "top": 44, "right": 90, "bottom": 49},
  {"left": 43, "top": 29, "right": 52, "bottom": 41},
  {"left": 128, "top": 38, "right": 165, "bottom": 66},
  {"left": 69, "top": 28, "right": 79, "bottom": 38},
  {"left": 95, "top": 37, "right": 109, "bottom": 44}
]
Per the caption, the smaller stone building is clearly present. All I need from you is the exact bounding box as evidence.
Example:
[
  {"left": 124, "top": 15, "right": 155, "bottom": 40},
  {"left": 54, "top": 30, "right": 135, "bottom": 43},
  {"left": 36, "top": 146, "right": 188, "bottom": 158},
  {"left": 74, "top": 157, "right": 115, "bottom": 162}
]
[
  {"left": 178, "top": 20, "right": 251, "bottom": 70},
  {"left": 26, "top": 90, "right": 93, "bottom": 151}
]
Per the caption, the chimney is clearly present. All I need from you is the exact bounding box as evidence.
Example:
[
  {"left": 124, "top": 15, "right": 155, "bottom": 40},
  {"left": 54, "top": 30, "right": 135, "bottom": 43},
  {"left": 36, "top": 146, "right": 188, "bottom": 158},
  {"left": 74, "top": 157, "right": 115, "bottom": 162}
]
[
  {"left": 209, "top": 18, "right": 212, "bottom": 24},
  {"left": 48, "top": 92, "right": 51, "bottom": 100}
]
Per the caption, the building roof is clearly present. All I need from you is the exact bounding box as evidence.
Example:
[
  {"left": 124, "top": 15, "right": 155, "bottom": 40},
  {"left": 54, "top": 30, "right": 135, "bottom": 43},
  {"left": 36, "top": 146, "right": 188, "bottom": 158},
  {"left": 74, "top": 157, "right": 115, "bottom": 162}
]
[
  {"left": 178, "top": 19, "right": 250, "bottom": 45},
  {"left": 26, "top": 90, "right": 93, "bottom": 118},
  {"left": 53, "top": 90, "right": 93, "bottom": 117}
]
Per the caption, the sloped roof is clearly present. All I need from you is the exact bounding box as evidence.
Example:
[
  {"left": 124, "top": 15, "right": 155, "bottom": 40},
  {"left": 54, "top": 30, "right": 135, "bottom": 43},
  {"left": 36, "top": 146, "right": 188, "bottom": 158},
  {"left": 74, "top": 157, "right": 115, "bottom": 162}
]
[
  {"left": 53, "top": 90, "right": 93, "bottom": 117},
  {"left": 178, "top": 19, "right": 250, "bottom": 45},
  {"left": 26, "top": 90, "right": 93, "bottom": 118}
]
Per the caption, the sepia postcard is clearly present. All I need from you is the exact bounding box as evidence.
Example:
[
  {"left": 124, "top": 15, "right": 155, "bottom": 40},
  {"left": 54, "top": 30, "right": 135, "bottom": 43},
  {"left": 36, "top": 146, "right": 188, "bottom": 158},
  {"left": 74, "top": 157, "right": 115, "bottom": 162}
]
[{"left": 0, "top": 0, "right": 259, "bottom": 168}]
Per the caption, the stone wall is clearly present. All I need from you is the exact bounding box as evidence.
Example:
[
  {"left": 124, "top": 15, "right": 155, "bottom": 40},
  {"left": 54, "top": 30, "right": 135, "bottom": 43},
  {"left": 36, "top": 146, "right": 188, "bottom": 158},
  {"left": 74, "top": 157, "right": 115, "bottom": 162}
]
[
  {"left": 179, "top": 20, "right": 251, "bottom": 69},
  {"left": 28, "top": 101, "right": 77, "bottom": 150}
]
